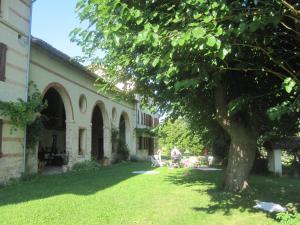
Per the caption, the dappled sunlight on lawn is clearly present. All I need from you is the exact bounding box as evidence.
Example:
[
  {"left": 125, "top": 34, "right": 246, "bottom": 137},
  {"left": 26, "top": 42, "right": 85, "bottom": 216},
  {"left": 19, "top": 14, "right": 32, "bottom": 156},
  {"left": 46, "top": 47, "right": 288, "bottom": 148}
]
[
  {"left": 0, "top": 162, "right": 298, "bottom": 225},
  {"left": 165, "top": 168, "right": 300, "bottom": 220}
]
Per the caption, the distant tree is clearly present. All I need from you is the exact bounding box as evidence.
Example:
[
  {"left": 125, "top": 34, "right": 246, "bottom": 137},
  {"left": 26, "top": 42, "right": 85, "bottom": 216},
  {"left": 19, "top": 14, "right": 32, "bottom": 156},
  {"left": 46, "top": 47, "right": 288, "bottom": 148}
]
[{"left": 158, "top": 118, "right": 205, "bottom": 156}]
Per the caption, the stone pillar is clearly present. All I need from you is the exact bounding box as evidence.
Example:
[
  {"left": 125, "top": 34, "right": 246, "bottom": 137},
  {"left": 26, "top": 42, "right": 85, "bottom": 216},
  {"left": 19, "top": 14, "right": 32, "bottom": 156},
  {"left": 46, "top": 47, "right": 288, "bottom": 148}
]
[
  {"left": 268, "top": 149, "right": 282, "bottom": 176},
  {"left": 66, "top": 120, "right": 76, "bottom": 167},
  {"left": 131, "top": 127, "right": 137, "bottom": 157},
  {"left": 86, "top": 123, "right": 92, "bottom": 160},
  {"left": 103, "top": 125, "right": 112, "bottom": 160},
  {"left": 25, "top": 145, "right": 38, "bottom": 174}
]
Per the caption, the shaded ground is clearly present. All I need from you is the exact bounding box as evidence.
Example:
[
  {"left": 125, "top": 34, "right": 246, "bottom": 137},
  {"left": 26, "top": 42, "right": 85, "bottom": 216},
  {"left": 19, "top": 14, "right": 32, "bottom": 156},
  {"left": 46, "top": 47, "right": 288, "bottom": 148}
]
[{"left": 0, "top": 162, "right": 299, "bottom": 225}]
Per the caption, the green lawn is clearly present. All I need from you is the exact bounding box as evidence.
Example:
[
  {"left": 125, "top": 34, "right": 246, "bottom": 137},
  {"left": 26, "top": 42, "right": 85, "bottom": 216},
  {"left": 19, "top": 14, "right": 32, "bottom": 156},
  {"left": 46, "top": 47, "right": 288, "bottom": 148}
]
[{"left": 0, "top": 162, "right": 299, "bottom": 225}]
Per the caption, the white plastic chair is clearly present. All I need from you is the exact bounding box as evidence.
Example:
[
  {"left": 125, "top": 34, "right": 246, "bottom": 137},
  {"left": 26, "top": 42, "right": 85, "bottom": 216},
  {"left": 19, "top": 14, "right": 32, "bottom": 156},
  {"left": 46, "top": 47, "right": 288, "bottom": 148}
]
[{"left": 150, "top": 155, "right": 162, "bottom": 167}]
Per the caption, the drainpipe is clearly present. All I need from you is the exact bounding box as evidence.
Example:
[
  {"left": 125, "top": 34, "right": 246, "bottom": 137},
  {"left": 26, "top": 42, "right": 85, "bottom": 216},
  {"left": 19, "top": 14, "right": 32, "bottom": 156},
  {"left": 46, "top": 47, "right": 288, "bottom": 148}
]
[{"left": 22, "top": 1, "right": 34, "bottom": 174}]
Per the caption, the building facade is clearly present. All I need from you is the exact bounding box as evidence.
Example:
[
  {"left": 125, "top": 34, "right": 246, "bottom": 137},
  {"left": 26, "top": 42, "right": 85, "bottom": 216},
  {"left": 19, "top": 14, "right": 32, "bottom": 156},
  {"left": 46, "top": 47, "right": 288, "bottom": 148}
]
[
  {"left": 135, "top": 99, "right": 160, "bottom": 160},
  {"left": 0, "top": 1, "right": 159, "bottom": 183},
  {"left": 0, "top": 0, "right": 31, "bottom": 183}
]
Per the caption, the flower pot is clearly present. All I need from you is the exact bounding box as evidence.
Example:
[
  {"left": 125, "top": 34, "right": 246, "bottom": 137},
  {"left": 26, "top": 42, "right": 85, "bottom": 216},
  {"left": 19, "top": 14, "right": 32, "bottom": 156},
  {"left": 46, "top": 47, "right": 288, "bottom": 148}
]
[
  {"left": 101, "top": 158, "right": 110, "bottom": 166},
  {"left": 62, "top": 165, "right": 68, "bottom": 173}
]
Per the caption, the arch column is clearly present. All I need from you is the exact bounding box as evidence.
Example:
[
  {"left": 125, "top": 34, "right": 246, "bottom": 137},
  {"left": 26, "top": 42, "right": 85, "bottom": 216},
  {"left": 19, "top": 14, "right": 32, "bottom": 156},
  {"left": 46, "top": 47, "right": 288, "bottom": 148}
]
[
  {"left": 131, "top": 127, "right": 137, "bottom": 156},
  {"left": 66, "top": 120, "right": 76, "bottom": 166},
  {"left": 103, "top": 125, "right": 112, "bottom": 159},
  {"left": 86, "top": 123, "right": 92, "bottom": 160}
]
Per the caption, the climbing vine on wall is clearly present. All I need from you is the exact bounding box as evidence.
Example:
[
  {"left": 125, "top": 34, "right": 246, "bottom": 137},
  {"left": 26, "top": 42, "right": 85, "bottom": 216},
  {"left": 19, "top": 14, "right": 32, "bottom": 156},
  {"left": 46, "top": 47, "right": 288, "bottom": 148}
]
[{"left": 0, "top": 82, "right": 47, "bottom": 149}]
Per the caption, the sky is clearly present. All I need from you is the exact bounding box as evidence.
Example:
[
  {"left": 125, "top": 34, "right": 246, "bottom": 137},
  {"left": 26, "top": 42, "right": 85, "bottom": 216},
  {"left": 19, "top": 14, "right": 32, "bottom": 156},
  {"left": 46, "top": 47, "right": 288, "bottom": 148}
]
[{"left": 32, "top": 0, "right": 86, "bottom": 59}]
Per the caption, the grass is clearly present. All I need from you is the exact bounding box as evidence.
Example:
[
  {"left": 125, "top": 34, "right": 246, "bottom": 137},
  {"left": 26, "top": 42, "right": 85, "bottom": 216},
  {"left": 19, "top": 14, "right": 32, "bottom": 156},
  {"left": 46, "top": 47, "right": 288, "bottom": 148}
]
[{"left": 0, "top": 162, "right": 299, "bottom": 225}]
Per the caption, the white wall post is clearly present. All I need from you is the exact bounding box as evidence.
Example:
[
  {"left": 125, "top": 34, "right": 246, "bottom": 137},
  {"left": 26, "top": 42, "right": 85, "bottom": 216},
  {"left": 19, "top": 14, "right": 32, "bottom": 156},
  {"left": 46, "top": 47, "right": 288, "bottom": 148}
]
[{"left": 268, "top": 149, "right": 282, "bottom": 176}]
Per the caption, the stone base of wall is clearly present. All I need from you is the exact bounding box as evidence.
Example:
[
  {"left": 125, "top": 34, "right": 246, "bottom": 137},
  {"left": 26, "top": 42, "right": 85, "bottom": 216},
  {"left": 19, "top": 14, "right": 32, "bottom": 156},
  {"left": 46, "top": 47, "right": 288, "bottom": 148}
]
[
  {"left": 25, "top": 146, "right": 38, "bottom": 175},
  {"left": 0, "top": 157, "right": 23, "bottom": 184},
  {"left": 136, "top": 149, "right": 149, "bottom": 161}
]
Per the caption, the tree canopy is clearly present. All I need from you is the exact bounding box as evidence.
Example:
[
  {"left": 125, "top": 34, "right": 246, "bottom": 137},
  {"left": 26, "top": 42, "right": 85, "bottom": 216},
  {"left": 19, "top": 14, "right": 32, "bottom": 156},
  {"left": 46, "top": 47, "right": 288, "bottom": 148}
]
[{"left": 72, "top": 0, "right": 300, "bottom": 191}]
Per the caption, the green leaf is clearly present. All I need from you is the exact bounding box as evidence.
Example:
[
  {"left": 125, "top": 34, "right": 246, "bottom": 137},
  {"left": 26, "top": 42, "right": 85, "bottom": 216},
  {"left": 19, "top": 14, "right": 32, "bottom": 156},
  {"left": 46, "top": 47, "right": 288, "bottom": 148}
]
[
  {"left": 178, "top": 37, "right": 185, "bottom": 46},
  {"left": 215, "top": 39, "right": 221, "bottom": 49},
  {"left": 216, "top": 26, "right": 223, "bottom": 35},
  {"left": 282, "top": 77, "right": 296, "bottom": 93},
  {"left": 206, "top": 36, "right": 216, "bottom": 47},
  {"left": 171, "top": 38, "right": 178, "bottom": 47},
  {"left": 152, "top": 57, "right": 160, "bottom": 67},
  {"left": 218, "top": 47, "right": 231, "bottom": 60},
  {"left": 228, "top": 96, "right": 251, "bottom": 116},
  {"left": 193, "top": 13, "right": 201, "bottom": 19},
  {"left": 192, "top": 27, "right": 206, "bottom": 39},
  {"left": 249, "top": 22, "right": 260, "bottom": 32},
  {"left": 203, "top": 16, "right": 213, "bottom": 23},
  {"left": 136, "top": 18, "right": 143, "bottom": 25},
  {"left": 212, "top": 2, "right": 219, "bottom": 9},
  {"left": 114, "top": 35, "right": 120, "bottom": 46},
  {"left": 174, "top": 79, "right": 198, "bottom": 91}
]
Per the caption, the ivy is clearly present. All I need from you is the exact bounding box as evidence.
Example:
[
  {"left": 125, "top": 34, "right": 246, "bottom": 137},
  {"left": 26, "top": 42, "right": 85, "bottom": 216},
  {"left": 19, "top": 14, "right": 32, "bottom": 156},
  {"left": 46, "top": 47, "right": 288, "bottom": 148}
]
[
  {"left": 0, "top": 82, "right": 47, "bottom": 149},
  {"left": 134, "top": 127, "right": 157, "bottom": 137}
]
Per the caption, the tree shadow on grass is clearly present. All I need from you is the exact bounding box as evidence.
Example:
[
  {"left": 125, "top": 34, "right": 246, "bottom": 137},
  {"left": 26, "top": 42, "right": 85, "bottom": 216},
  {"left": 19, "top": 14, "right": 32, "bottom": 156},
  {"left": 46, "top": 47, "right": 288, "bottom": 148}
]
[
  {"left": 165, "top": 169, "right": 300, "bottom": 220},
  {"left": 0, "top": 162, "right": 153, "bottom": 207}
]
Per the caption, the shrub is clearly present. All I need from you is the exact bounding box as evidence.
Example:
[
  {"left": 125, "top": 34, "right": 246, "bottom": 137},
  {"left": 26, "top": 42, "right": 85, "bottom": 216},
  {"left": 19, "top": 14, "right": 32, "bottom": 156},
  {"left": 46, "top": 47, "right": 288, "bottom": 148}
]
[
  {"left": 276, "top": 212, "right": 300, "bottom": 225},
  {"left": 130, "top": 155, "right": 140, "bottom": 162},
  {"left": 116, "top": 139, "right": 129, "bottom": 161},
  {"left": 72, "top": 160, "right": 101, "bottom": 171}
]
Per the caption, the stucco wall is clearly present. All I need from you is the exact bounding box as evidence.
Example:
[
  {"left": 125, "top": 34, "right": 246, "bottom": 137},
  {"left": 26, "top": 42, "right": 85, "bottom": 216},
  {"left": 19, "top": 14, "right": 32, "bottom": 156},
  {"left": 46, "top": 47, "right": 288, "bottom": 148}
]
[
  {"left": 29, "top": 44, "right": 137, "bottom": 170},
  {"left": 0, "top": 0, "right": 31, "bottom": 183}
]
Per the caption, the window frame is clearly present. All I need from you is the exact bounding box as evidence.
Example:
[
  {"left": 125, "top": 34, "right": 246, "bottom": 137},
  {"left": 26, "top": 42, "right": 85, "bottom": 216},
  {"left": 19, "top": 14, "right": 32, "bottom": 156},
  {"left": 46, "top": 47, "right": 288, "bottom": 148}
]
[
  {"left": 0, "top": 42, "right": 7, "bottom": 82},
  {"left": 78, "top": 128, "right": 86, "bottom": 155}
]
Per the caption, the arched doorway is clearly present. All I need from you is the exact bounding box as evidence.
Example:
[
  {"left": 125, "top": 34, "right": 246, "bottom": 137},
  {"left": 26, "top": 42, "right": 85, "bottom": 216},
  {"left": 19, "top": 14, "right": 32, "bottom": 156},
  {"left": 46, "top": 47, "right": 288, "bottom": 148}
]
[
  {"left": 119, "top": 114, "right": 126, "bottom": 144},
  {"left": 91, "top": 106, "right": 104, "bottom": 160},
  {"left": 38, "top": 87, "right": 67, "bottom": 167},
  {"left": 119, "top": 112, "right": 131, "bottom": 148}
]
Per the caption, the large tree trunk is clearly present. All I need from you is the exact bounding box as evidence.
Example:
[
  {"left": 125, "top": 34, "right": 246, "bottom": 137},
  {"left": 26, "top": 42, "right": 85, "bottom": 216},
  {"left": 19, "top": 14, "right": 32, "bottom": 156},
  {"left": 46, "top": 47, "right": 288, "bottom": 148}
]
[
  {"left": 223, "top": 124, "right": 257, "bottom": 192},
  {"left": 215, "top": 80, "right": 258, "bottom": 192}
]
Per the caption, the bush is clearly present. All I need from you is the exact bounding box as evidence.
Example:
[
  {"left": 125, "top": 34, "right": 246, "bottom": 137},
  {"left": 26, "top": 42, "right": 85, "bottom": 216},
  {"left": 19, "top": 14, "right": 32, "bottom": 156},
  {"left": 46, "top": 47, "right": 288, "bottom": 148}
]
[
  {"left": 130, "top": 155, "right": 140, "bottom": 162},
  {"left": 72, "top": 160, "right": 101, "bottom": 171},
  {"left": 113, "top": 139, "right": 129, "bottom": 163},
  {"left": 276, "top": 212, "right": 300, "bottom": 225}
]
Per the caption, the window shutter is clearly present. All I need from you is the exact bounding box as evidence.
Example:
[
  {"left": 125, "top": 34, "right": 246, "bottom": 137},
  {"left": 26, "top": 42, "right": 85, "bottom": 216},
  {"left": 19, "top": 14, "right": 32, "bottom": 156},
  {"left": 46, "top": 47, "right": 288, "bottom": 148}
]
[{"left": 0, "top": 42, "right": 7, "bottom": 81}]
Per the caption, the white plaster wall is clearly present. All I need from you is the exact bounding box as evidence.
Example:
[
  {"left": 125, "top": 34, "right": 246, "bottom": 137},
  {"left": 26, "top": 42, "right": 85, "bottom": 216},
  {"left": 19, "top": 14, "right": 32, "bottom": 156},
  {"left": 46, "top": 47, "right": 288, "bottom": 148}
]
[
  {"left": 0, "top": 0, "right": 31, "bottom": 183},
  {"left": 29, "top": 45, "right": 137, "bottom": 167}
]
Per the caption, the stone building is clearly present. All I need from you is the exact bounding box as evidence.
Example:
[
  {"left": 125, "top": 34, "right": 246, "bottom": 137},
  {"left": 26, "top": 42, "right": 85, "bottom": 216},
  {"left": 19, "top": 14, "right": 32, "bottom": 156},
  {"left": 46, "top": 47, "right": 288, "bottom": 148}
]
[
  {"left": 0, "top": 1, "right": 159, "bottom": 183},
  {"left": 0, "top": 0, "right": 32, "bottom": 183}
]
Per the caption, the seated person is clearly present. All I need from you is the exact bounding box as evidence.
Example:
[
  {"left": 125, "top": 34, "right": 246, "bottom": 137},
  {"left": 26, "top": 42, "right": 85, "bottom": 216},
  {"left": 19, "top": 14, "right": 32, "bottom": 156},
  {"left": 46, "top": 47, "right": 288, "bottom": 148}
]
[{"left": 171, "top": 147, "right": 182, "bottom": 166}]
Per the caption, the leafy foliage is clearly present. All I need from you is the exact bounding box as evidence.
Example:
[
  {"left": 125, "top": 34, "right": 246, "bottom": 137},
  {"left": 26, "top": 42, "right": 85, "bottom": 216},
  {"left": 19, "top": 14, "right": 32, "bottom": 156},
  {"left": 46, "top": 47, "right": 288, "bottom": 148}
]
[
  {"left": 26, "top": 116, "right": 45, "bottom": 150},
  {"left": 0, "top": 83, "right": 47, "bottom": 149},
  {"left": 116, "top": 138, "right": 130, "bottom": 162},
  {"left": 72, "top": 160, "right": 102, "bottom": 171},
  {"left": 0, "top": 84, "right": 46, "bottom": 132},
  {"left": 276, "top": 212, "right": 300, "bottom": 225},
  {"left": 135, "top": 127, "right": 156, "bottom": 137},
  {"left": 158, "top": 118, "right": 204, "bottom": 156},
  {"left": 72, "top": 0, "right": 300, "bottom": 190}
]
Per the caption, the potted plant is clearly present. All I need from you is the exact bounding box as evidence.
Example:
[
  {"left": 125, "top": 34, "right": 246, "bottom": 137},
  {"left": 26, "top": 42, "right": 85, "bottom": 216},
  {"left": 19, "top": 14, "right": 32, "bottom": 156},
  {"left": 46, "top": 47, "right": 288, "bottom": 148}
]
[
  {"left": 111, "top": 127, "right": 119, "bottom": 153},
  {"left": 62, "top": 152, "right": 69, "bottom": 172},
  {"left": 101, "top": 156, "right": 110, "bottom": 166}
]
